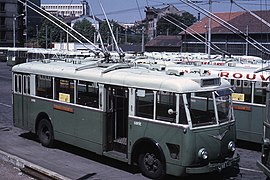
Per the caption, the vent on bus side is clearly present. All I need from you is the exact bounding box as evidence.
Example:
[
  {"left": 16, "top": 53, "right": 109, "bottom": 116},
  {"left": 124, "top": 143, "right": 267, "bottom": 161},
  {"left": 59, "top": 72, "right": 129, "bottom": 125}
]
[
  {"left": 200, "top": 77, "right": 221, "bottom": 87},
  {"left": 166, "top": 143, "right": 180, "bottom": 159}
]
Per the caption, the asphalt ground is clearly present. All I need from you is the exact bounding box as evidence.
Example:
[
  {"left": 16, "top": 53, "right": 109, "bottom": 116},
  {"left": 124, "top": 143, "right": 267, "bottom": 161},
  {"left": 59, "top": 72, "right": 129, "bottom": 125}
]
[{"left": 0, "top": 157, "right": 34, "bottom": 180}]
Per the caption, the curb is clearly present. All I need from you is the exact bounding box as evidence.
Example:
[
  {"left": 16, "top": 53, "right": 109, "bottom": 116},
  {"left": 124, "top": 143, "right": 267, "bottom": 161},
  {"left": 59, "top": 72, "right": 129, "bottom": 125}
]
[{"left": 0, "top": 149, "right": 71, "bottom": 180}]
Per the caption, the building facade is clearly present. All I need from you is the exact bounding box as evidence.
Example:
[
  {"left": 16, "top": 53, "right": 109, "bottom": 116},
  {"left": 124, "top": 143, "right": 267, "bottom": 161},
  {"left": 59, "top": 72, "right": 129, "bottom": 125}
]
[
  {"left": 41, "top": 0, "right": 89, "bottom": 17},
  {"left": 0, "top": 0, "right": 41, "bottom": 47},
  {"left": 0, "top": 0, "right": 25, "bottom": 47},
  {"left": 144, "top": 5, "right": 184, "bottom": 40},
  {"left": 182, "top": 10, "right": 270, "bottom": 59}
]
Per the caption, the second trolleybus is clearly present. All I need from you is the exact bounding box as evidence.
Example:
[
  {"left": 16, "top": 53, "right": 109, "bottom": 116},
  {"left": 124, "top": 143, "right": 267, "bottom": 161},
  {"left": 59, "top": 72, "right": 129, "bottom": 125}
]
[
  {"left": 164, "top": 62, "right": 269, "bottom": 144},
  {"left": 12, "top": 59, "right": 239, "bottom": 179}
]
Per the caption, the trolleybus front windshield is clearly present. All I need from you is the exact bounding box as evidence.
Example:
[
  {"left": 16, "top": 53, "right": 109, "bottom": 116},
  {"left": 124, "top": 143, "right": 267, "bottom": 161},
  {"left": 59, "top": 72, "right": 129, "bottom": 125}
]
[
  {"left": 215, "top": 89, "right": 233, "bottom": 124},
  {"left": 189, "top": 89, "right": 232, "bottom": 127}
]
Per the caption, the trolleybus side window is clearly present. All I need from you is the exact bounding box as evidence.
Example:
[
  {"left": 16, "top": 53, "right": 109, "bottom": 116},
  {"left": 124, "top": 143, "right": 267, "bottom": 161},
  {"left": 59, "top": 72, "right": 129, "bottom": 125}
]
[
  {"left": 254, "top": 81, "right": 267, "bottom": 104},
  {"left": 77, "top": 80, "right": 99, "bottom": 108},
  {"left": 179, "top": 95, "right": 188, "bottom": 124},
  {"left": 55, "top": 78, "right": 74, "bottom": 103},
  {"left": 232, "top": 79, "right": 252, "bottom": 103},
  {"left": 14, "top": 74, "right": 22, "bottom": 93},
  {"left": 156, "top": 91, "right": 176, "bottom": 123},
  {"left": 23, "top": 75, "right": 30, "bottom": 95},
  {"left": 135, "top": 89, "right": 154, "bottom": 119},
  {"left": 36, "top": 75, "right": 53, "bottom": 99}
]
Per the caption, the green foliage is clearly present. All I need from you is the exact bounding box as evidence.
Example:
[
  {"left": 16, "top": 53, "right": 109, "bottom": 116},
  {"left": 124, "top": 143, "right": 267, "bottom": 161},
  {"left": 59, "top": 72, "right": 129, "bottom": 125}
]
[
  {"left": 38, "top": 17, "right": 66, "bottom": 48},
  {"left": 37, "top": 17, "right": 96, "bottom": 48},
  {"left": 156, "top": 12, "right": 197, "bottom": 36},
  {"left": 99, "top": 20, "right": 122, "bottom": 44},
  {"left": 99, "top": 20, "right": 144, "bottom": 45},
  {"left": 71, "top": 18, "right": 95, "bottom": 42}
]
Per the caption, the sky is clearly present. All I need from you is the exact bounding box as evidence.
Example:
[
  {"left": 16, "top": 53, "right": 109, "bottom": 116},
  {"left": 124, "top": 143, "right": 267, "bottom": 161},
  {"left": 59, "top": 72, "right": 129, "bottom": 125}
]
[{"left": 40, "top": 0, "right": 270, "bottom": 23}]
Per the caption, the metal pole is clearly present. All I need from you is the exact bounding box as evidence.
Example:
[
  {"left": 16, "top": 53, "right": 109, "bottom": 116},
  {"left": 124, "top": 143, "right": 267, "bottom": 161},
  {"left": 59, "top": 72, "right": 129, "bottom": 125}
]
[
  {"left": 125, "top": 28, "right": 127, "bottom": 44},
  {"left": 111, "top": 24, "right": 114, "bottom": 51},
  {"left": 13, "top": 15, "right": 15, "bottom": 47},
  {"left": 141, "top": 26, "right": 145, "bottom": 52},
  {"left": 36, "top": 25, "right": 38, "bottom": 47},
  {"left": 45, "top": 25, "right": 48, "bottom": 49},
  {"left": 208, "top": 0, "right": 212, "bottom": 59},
  {"left": 246, "top": 25, "right": 248, "bottom": 56},
  {"left": 25, "top": 1, "right": 28, "bottom": 47}
]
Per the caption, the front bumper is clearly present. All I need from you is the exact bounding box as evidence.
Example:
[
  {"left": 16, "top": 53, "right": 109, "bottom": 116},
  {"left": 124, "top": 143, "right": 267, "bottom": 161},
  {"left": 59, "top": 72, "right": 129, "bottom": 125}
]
[{"left": 186, "top": 153, "right": 240, "bottom": 174}]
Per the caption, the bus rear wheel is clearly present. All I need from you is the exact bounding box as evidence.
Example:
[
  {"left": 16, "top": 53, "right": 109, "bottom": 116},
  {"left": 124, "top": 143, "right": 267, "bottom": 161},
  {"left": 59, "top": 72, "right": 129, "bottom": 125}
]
[
  {"left": 138, "top": 151, "right": 165, "bottom": 179},
  {"left": 37, "top": 119, "right": 54, "bottom": 147}
]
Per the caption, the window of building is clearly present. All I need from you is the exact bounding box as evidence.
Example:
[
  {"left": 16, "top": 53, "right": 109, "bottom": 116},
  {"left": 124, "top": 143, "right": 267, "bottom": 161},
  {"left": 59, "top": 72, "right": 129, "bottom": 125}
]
[
  {"left": 0, "top": 3, "right": 5, "bottom": 12},
  {"left": 77, "top": 80, "right": 99, "bottom": 108},
  {"left": 0, "top": 31, "right": 6, "bottom": 41}
]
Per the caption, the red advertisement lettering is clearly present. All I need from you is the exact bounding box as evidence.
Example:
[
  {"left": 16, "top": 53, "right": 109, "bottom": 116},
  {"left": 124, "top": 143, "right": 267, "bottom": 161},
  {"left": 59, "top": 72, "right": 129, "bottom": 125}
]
[
  {"left": 260, "top": 74, "right": 270, "bottom": 81},
  {"left": 233, "top": 73, "right": 242, "bottom": 79},
  {"left": 220, "top": 72, "right": 229, "bottom": 78},
  {"left": 246, "top": 74, "right": 256, "bottom": 80}
]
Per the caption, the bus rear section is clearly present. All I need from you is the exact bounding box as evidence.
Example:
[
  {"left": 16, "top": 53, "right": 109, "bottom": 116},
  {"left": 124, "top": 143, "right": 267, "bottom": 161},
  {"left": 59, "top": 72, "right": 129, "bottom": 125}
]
[
  {"left": 257, "top": 84, "right": 270, "bottom": 178},
  {"left": 12, "top": 60, "right": 239, "bottom": 179}
]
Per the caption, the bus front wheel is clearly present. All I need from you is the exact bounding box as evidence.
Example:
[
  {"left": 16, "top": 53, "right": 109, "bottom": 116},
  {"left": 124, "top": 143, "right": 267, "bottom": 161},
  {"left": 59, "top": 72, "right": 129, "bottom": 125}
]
[
  {"left": 138, "top": 151, "right": 165, "bottom": 179},
  {"left": 37, "top": 119, "right": 54, "bottom": 147}
]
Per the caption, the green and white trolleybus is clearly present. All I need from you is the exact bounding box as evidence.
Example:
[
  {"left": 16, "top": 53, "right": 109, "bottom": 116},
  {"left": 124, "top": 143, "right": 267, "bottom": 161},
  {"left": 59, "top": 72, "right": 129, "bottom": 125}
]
[{"left": 12, "top": 59, "right": 239, "bottom": 179}]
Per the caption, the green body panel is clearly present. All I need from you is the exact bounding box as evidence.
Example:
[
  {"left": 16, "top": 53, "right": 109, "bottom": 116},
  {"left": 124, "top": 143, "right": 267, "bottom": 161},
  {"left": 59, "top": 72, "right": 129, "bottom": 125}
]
[
  {"left": 234, "top": 103, "right": 265, "bottom": 143},
  {"left": 14, "top": 95, "right": 107, "bottom": 155},
  {"left": 128, "top": 117, "right": 236, "bottom": 176},
  {"left": 13, "top": 94, "right": 31, "bottom": 130},
  {"left": 259, "top": 121, "right": 270, "bottom": 176},
  {"left": 128, "top": 117, "right": 186, "bottom": 176}
]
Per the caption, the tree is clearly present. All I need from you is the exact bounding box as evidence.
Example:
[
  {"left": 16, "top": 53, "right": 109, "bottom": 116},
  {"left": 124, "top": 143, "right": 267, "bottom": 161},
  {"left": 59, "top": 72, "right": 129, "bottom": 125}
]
[
  {"left": 156, "top": 12, "right": 197, "bottom": 36},
  {"left": 99, "top": 20, "right": 122, "bottom": 45},
  {"left": 99, "top": 20, "right": 144, "bottom": 45},
  {"left": 38, "top": 17, "right": 66, "bottom": 48},
  {"left": 71, "top": 18, "right": 95, "bottom": 42},
  {"left": 38, "top": 17, "right": 96, "bottom": 48}
]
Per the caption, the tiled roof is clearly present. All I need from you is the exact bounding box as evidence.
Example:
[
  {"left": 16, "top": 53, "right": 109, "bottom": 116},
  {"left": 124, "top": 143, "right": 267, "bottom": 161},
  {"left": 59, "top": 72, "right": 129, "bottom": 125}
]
[
  {"left": 185, "top": 10, "right": 270, "bottom": 34},
  {"left": 145, "top": 35, "right": 182, "bottom": 47}
]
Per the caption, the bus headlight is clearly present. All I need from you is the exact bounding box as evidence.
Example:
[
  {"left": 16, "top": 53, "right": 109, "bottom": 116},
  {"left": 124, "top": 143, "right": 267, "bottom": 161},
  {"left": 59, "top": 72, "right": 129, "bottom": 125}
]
[
  {"left": 198, "top": 148, "right": 208, "bottom": 160},
  {"left": 228, "top": 141, "right": 236, "bottom": 152}
]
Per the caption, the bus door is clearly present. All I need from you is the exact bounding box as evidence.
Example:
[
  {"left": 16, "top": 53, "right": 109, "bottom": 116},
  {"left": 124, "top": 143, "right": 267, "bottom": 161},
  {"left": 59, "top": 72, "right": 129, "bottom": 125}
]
[
  {"left": 106, "top": 85, "right": 129, "bottom": 153},
  {"left": 22, "top": 75, "right": 30, "bottom": 128},
  {"left": 13, "top": 74, "right": 30, "bottom": 128}
]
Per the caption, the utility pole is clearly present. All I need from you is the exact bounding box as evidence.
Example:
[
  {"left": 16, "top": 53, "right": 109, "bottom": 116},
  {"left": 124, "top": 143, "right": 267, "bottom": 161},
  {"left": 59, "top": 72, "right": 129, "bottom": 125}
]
[
  {"left": 13, "top": 15, "right": 16, "bottom": 48},
  {"left": 45, "top": 25, "right": 48, "bottom": 49},
  {"left": 13, "top": 14, "right": 24, "bottom": 47},
  {"left": 141, "top": 26, "right": 145, "bottom": 52},
  {"left": 246, "top": 25, "right": 249, "bottom": 56},
  {"left": 36, "top": 25, "right": 39, "bottom": 47},
  {"left": 25, "top": 1, "right": 28, "bottom": 47},
  {"left": 208, "top": 0, "right": 212, "bottom": 59}
]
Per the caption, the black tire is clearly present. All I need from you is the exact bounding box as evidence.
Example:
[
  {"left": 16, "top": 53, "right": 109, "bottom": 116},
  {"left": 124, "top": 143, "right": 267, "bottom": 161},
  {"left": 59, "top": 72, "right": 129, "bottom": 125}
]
[
  {"left": 138, "top": 151, "right": 165, "bottom": 179},
  {"left": 37, "top": 119, "right": 54, "bottom": 147}
]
